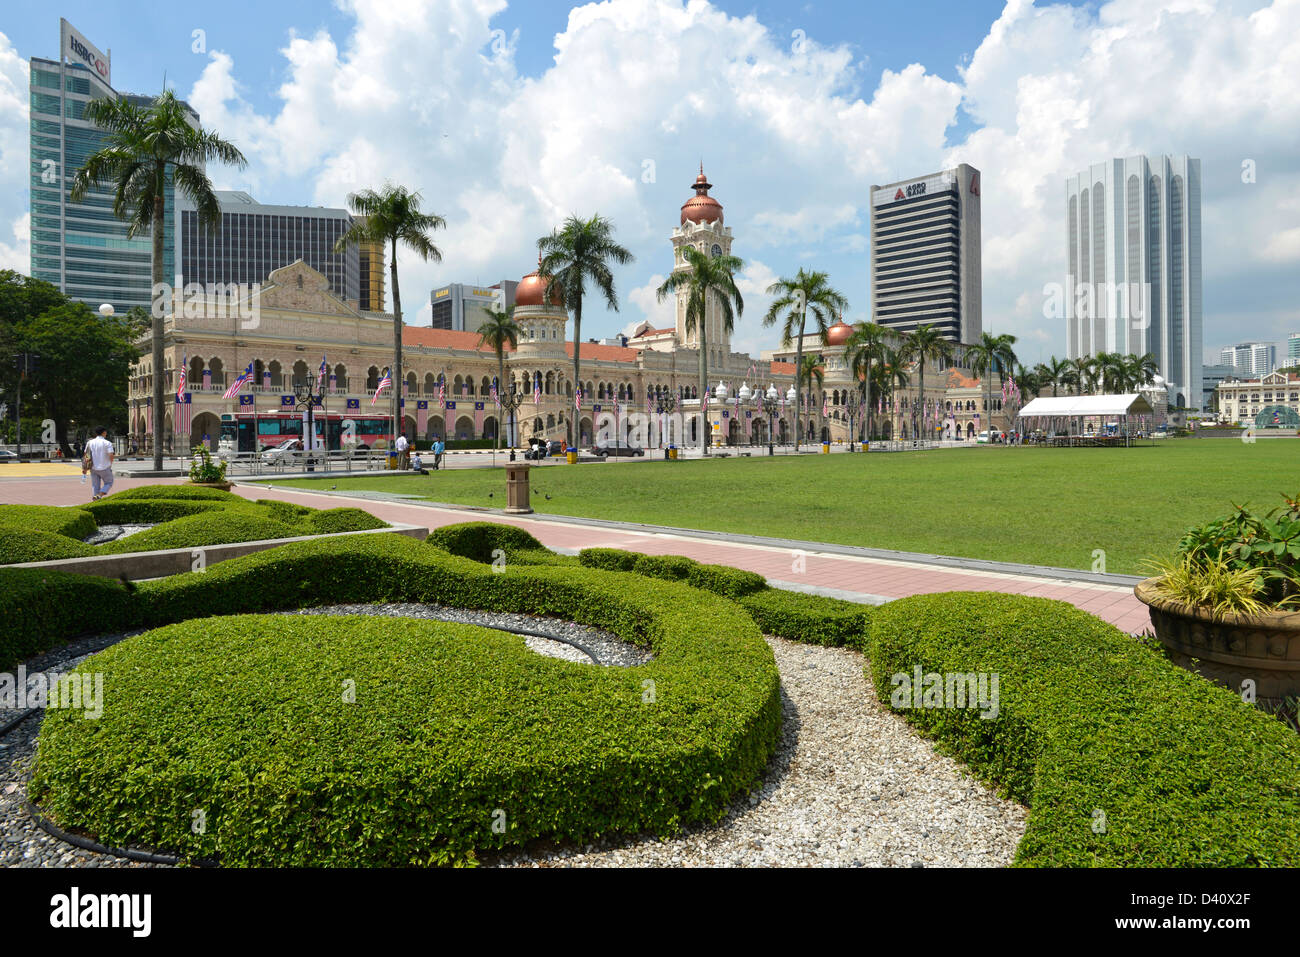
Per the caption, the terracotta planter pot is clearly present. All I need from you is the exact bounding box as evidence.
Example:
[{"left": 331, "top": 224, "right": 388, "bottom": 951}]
[{"left": 1135, "top": 577, "right": 1300, "bottom": 702}]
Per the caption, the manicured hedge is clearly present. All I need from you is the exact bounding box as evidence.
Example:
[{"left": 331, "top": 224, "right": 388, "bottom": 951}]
[
  {"left": 738, "top": 588, "right": 874, "bottom": 651},
  {"left": 301, "top": 507, "right": 390, "bottom": 535},
  {"left": 113, "top": 485, "right": 239, "bottom": 502},
  {"left": 0, "top": 505, "right": 96, "bottom": 541},
  {"left": 84, "top": 498, "right": 224, "bottom": 525},
  {"left": 507, "top": 548, "right": 578, "bottom": 566},
  {"left": 578, "top": 547, "right": 639, "bottom": 572},
  {"left": 0, "top": 567, "right": 135, "bottom": 671},
  {"left": 868, "top": 592, "right": 1300, "bottom": 867},
  {"left": 426, "top": 521, "right": 546, "bottom": 564},
  {"left": 32, "top": 534, "right": 782, "bottom": 866},
  {"left": 255, "top": 499, "right": 313, "bottom": 526},
  {"left": 97, "top": 511, "right": 298, "bottom": 555},
  {"left": 0, "top": 529, "right": 95, "bottom": 565}
]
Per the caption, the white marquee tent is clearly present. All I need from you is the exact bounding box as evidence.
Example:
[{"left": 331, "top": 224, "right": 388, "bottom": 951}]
[{"left": 1016, "top": 394, "right": 1158, "bottom": 446}]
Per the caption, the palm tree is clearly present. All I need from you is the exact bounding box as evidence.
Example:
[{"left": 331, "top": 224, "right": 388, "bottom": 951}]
[
  {"left": 845, "top": 321, "right": 885, "bottom": 446},
  {"left": 335, "top": 186, "right": 445, "bottom": 448},
  {"left": 1097, "top": 351, "right": 1128, "bottom": 393},
  {"left": 476, "top": 307, "right": 520, "bottom": 452},
  {"left": 1037, "top": 355, "right": 1073, "bottom": 398},
  {"left": 538, "top": 215, "right": 635, "bottom": 446},
  {"left": 71, "top": 89, "right": 246, "bottom": 471},
  {"left": 797, "top": 355, "right": 825, "bottom": 443},
  {"left": 901, "top": 324, "right": 952, "bottom": 440},
  {"left": 1128, "top": 352, "right": 1159, "bottom": 391},
  {"left": 879, "top": 347, "right": 910, "bottom": 439},
  {"left": 656, "top": 246, "right": 744, "bottom": 453},
  {"left": 1070, "top": 356, "right": 1099, "bottom": 394},
  {"left": 762, "top": 269, "right": 849, "bottom": 451}
]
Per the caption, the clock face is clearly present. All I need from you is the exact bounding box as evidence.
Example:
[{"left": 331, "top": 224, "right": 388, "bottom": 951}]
[{"left": 711, "top": 244, "right": 723, "bottom": 258}]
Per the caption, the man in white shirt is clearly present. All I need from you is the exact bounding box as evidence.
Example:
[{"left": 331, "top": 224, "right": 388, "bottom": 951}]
[
  {"left": 394, "top": 431, "right": 410, "bottom": 469},
  {"left": 84, "top": 427, "right": 115, "bottom": 500}
]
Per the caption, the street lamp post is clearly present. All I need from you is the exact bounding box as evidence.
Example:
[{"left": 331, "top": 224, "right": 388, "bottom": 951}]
[
  {"left": 294, "top": 379, "right": 325, "bottom": 472},
  {"left": 498, "top": 377, "right": 522, "bottom": 462},
  {"left": 761, "top": 384, "right": 779, "bottom": 456}
]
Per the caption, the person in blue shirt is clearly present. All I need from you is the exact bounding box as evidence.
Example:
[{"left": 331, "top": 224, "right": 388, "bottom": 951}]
[{"left": 433, "top": 437, "right": 445, "bottom": 470}]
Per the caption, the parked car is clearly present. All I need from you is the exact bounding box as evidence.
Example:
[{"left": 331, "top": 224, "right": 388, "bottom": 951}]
[
  {"left": 260, "top": 438, "right": 324, "bottom": 466},
  {"left": 976, "top": 431, "right": 990, "bottom": 444},
  {"left": 0, "top": 448, "right": 18, "bottom": 462},
  {"left": 591, "top": 441, "right": 645, "bottom": 458}
]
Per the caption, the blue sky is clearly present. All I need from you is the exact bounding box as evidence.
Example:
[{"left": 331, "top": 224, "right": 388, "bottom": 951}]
[{"left": 2, "top": 0, "right": 1297, "bottom": 369}]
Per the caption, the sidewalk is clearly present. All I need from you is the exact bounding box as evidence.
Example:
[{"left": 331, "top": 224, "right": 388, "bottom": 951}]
[{"left": 0, "top": 473, "right": 1153, "bottom": 635}]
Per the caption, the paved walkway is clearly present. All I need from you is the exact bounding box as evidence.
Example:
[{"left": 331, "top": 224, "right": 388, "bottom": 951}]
[{"left": 0, "top": 472, "right": 1153, "bottom": 635}]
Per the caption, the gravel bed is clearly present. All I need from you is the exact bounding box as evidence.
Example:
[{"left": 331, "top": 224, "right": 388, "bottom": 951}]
[
  {"left": 285, "top": 603, "right": 653, "bottom": 667},
  {"left": 1, "top": 624, "right": 1027, "bottom": 868},
  {"left": 484, "top": 637, "right": 1027, "bottom": 867},
  {"left": 81, "top": 523, "right": 154, "bottom": 545}
]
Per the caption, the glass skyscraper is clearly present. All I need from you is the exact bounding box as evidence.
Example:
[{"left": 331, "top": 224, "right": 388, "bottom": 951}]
[{"left": 29, "top": 20, "right": 196, "bottom": 316}]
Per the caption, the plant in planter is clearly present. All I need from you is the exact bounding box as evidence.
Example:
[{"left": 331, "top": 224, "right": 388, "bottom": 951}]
[
  {"left": 1137, "top": 491, "right": 1300, "bottom": 704},
  {"left": 187, "top": 446, "right": 230, "bottom": 488}
]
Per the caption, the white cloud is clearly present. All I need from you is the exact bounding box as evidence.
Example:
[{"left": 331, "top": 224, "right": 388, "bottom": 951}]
[{"left": 0, "top": 32, "right": 29, "bottom": 273}]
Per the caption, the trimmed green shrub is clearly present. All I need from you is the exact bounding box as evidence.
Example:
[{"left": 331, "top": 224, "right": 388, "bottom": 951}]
[
  {"left": 85, "top": 498, "right": 224, "bottom": 525},
  {"left": 0, "top": 504, "right": 97, "bottom": 541},
  {"left": 255, "top": 499, "right": 314, "bottom": 526},
  {"left": 112, "top": 485, "right": 239, "bottom": 502},
  {"left": 578, "top": 547, "right": 639, "bottom": 572},
  {"left": 0, "top": 529, "right": 95, "bottom": 565},
  {"left": 868, "top": 592, "right": 1300, "bottom": 867},
  {"left": 300, "top": 507, "right": 390, "bottom": 535},
  {"left": 686, "top": 563, "right": 768, "bottom": 599},
  {"left": 32, "top": 536, "right": 781, "bottom": 867},
  {"left": 507, "top": 548, "right": 578, "bottom": 566},
  {"left": 739, "top": 588, "right": 873, "bottom": 650},
  {"left": 631, "top": 554, "right": 698, "bottom": 582},
  {"left": 0, "top": 568, "right": 135, "bottom": 671},
  {"left": 98, "top": 511, "right": 298, "bottom": 555},
  {"left": 426, "top": 521, "right": 546, "bottom": 564}
]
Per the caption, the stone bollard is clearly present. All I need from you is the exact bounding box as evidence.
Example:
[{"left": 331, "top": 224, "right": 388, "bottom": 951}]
[{"left": 504, "top": 462, "right": 533, "bottom": 514}]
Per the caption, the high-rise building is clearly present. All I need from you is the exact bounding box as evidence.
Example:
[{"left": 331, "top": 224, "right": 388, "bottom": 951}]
[
  {"left": 177, "top": 191, "right": 359, "bottom": 304},
  {"left": 1220, "top": 341, "right": 1275, "bottom": 376},
  {"left": 1288, "top": 333, "right": 1300, "bottom": 365},
  {"left": 428, "top": 282, "right": 518, "bottom": 331},
  {"left": 1064, "top": 154, "right": 1202, "bottom": 409},
  {"left": 29, "top": 19, "right": 197, "bottom": 315},
  {"left": 358, "top": 235, "right": 385, "bottom": 312},
  {"left": 869, "top": 164, "right": 982, "bottom": 343}
]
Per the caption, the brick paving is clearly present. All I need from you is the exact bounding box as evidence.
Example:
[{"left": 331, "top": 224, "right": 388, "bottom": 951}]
[{"left": 0, "top": 471, "right": 1153, "bottom": 634}]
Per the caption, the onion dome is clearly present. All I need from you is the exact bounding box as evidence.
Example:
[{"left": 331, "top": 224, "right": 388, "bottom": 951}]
[
  {"left": 826, "top": 317, "right": 853, "bottom": 347},
  {"left": 681, "top": 164, "right": 723, "bottom": 225},
  {"left": 515, "top": 253, "right": 562, "bottom": 307}
]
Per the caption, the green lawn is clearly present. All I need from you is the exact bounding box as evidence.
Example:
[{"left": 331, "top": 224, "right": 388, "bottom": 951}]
[{"left": 270, "top": 439, "right": 1298, "bottom": 574}]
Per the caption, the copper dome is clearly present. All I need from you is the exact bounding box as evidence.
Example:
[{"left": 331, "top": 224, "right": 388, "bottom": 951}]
[
  {"left": 826, "top": 318, "right": 853, "bottom": 346},
  {"left": 681, "top": 165, "right": 723, "bottom": 225},
  {"left": 516, "top": 256, "right": 562, "bottom": 307}
]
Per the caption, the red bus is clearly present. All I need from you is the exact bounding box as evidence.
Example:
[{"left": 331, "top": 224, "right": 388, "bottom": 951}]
[{"left": 220, "top": 411, "right": 392, "bottom": 452}]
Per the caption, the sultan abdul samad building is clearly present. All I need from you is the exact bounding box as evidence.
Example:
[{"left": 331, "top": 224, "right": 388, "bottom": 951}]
[{"left": 127, "top": 167, "right": 1014, "bottom": 451}]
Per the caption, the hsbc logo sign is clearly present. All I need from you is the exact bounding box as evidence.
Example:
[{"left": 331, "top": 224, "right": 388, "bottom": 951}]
[
  {"left": 69, "top": 36, "right": 109, "bottom": 78},
  {"left": 61, "top": 20, "right": 111, "bottom": 85}
]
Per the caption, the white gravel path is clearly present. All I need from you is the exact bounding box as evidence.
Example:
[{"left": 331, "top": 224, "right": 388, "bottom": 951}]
[{"left": 488, "top": 636, "right": 1026, "bottom": 867}]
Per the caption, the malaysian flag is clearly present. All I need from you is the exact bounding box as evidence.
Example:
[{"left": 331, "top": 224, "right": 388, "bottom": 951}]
[
  {"left": 439, "top": 379, "right": 447, "bottom": 411},
  {"left": 575, "top": 386, "right": 583, "bottom": 412},
  {"left": 491, "top": 379, "right": 499, "bottom": 408},
  {"left": 318, "top": 355, "right": 328, "bottom": 392},
  {"left": 534, "top": 378, "right": 541, "bottom": 405},
  {"left": 175, "top": 393, "right": 191, "bottom": 443},
  {"left": 372, "top": 368, "right": 392, "bottom": 406},
  {"left": 223, "top": 363, "right": 254, "bottom": 399},
  {"left": 176, "top": 354, "right": 187, "bottom": 400}
]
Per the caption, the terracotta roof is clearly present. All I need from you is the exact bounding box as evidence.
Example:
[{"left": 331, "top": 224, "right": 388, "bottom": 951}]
[
  {"left": 403, "top": 327, "right": 506, "bottom": 353},
  {"left": 769, "top": 361, "right": 796, "bottom": 375},
  {"left": 633, "top": 326, "right": 675, "bottom": 338},
  {"left": 946, "top": 369, "right": 981, "bottom": 389},
  {"left": 567, "top": 342, "right": 641, "bottom": 363}
]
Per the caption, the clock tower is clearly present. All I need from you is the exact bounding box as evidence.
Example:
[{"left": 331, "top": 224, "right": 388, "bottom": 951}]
[{"left": 671, "top": 165, "right": 734, "bottom": 361}]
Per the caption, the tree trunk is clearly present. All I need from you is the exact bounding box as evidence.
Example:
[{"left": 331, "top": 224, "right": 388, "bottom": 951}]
[
  {"left": 495, "top": 353, "right": 504, "bottom": 453},
  {"left": 390, "top": 238, "right": 402, "bottom": 450},
  {"left": 698, "top": 298, "right": 709, "bottom": 454},
  {"left": 793, "top": 315, "right": 805, "bottom": 452},
  {"left": 572, "top": 298, "right": 582, "bottom": 448},
  {"left": 151, "top": 187, "right": 165, "bottom": 471},
  {"left": 917, "top": 359, "right": 925, "bottom": 443}
]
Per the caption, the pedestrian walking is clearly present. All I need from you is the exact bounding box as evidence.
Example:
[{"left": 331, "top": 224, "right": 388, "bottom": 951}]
[
  {"left": 84, "top": 427, "right": 115, "bottom": 501},
  {"left": 433, "top": 437, "right": 445, "bottom": 470},
  {"left": 395, "top": 431, "right": 410, "bottom": 469}
]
